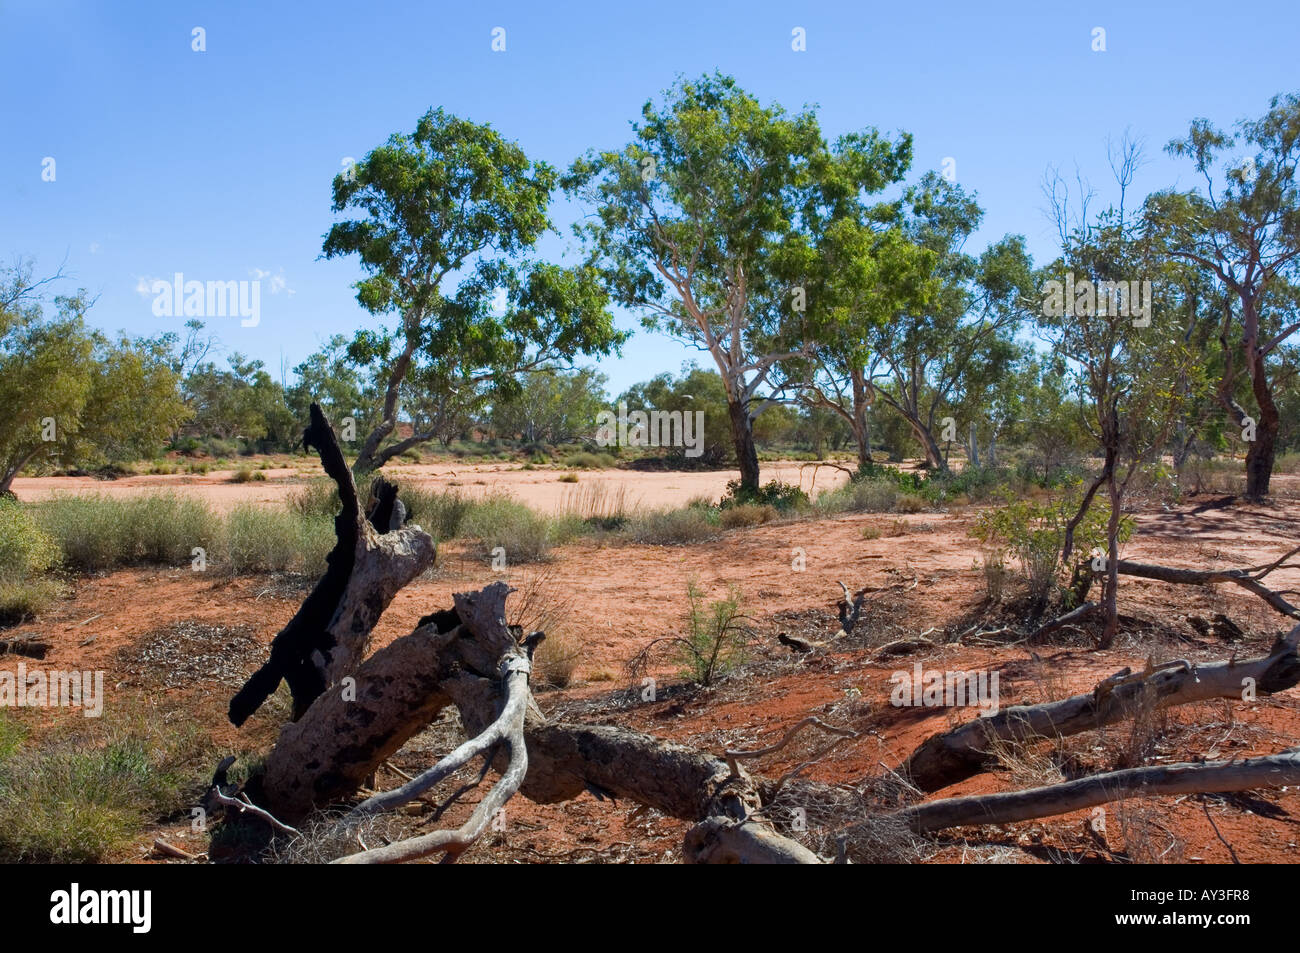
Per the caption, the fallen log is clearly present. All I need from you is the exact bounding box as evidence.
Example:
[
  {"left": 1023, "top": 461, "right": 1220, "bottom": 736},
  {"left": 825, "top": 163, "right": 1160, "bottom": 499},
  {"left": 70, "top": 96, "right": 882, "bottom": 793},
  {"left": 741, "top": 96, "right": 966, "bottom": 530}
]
[
  {"left": 899, "top": 622, "right": 1300, "bottom": 792},
  {"left": 248, "top": 577, "right": 816, "bottom": 863},
  {"left": 894, "top": 747, "right": 1300, "bottom": 834}
]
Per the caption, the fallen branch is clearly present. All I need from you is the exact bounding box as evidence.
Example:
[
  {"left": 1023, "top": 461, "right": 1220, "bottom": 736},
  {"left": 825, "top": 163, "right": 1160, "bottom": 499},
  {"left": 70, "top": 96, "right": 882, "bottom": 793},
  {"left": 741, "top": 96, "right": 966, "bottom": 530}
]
[
  {"left": 0, "top": 637, "right": 49, "bottom": 659},
  {"left": 899, "top": 622, "right": 1300, "bottom": 792},
  {"left": 1117, "top": 558, "right": 1300, "bottom": 620},
  {"left": 1028, "top": 601, "right": 1099, "bottom": 642},
  {"left": 893, "top": 747, "right": 1300, "bottom": 834},
  {"left": 724, "top": 716, "right": 858, "bottom": 777}
]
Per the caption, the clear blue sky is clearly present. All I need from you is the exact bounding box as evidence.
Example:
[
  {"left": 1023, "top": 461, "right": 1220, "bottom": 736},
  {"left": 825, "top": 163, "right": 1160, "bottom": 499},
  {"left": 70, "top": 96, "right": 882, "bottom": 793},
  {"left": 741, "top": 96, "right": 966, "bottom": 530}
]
[{"left": 3, "top": 0, "right": 1296, "bottom": 398}]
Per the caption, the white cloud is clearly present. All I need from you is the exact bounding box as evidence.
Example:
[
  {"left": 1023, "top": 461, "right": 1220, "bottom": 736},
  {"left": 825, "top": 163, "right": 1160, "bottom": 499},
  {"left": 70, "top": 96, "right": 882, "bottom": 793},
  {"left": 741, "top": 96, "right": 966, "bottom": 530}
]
[
  {"left": 134, "top": 275, "right": 164, "bottom": 297},
  {"left": 250, "top": 266, "right": 293, "bottom": 295}
]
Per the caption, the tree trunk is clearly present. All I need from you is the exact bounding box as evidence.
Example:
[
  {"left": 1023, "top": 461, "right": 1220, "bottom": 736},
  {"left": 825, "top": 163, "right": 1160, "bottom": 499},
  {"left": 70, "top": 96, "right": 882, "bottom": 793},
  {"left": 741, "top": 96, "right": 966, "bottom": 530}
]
[
  {"left": 914, "top": 419, "right": 946, "bottom": 471},
  {"left": 1097, "top": 477, "right": 1123, "bottom": 649},
  {"left": 1244, "top": 347, "right": 1279, "bottom": 500},
  {"left": 228, "top": 405, "right": 435, "bottom": 727},
  {"left": 249, "top": 579, "right": 815, "bottom": 862},
  {"left": 851, "top": 370, "right": 873, "bottom": 472},
  {"left": 728, "top": 398, "right": 761, "bottom": 493}
]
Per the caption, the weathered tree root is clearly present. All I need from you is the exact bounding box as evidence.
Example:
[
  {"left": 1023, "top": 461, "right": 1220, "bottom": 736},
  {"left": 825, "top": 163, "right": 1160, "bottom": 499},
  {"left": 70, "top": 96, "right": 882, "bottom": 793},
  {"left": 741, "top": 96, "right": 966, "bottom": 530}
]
[{"left": 899, "top": 622, "right": 1300, "bottom": 792}]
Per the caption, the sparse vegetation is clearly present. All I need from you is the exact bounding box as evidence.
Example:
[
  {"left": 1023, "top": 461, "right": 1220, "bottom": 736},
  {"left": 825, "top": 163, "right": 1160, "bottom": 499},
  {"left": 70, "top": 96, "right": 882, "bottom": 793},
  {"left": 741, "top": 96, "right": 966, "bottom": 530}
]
[{"left": 0, "top": 715, "right": 213, "bottom": 863}]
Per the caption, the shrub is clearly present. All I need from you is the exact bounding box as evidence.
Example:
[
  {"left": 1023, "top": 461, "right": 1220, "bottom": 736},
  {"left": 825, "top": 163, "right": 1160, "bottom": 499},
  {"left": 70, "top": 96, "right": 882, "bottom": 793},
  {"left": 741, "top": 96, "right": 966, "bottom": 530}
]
[
  {"left": 720, "top": 503, "right": 778, "bottom": 529},
  {"left": 462, "top": 493, "right": 552, "bottom": 563},
  {"left": 560, "top": 482, "right": 632, "bottom": 531},
  {"left": 0, "top": 499, "right": 59, "bottom": 579},
  {"left": 223, "top": 505, "right": 333, "bottom": 575},
  {"left": 970, "top": 487, "right": 1133, "bottom": 612},
  {"left": 288, "top": 479, "right": 340, "bottom": 519},
  {"left": 0, "top": 577, "right": 63, "bottom": 626},
  {"left": 626, "top": 506, "right": 720, "bottom": 545},
  {"left": 402, "top": 487, "right": 475, "bottom": 541},
  {"left": 561, "top": 452, "right": 613, "bottom": 469},
  {"left": 557, "top": 473, "right": 579, "bottom": 483},
  {"left": 35, "top": 493, "right": 220, "bottom": 572},
  {"left": 978, "top": 548, "right": 1008, "bottom": 603},
  {"left": 894, "top": 493, "right": 927, "bottom": 514},
  {"left": 0, "top": 717, "right": 211, "bottom": 863},
  {"left": 676, "top": 581, "right": 749, "bottom": 685},
  {"left": 230, "top": 467, "right": 266, "bottom": 483},
  {"left": 1178, "top": 457, "right": 1242, "bottom": 496},
  {"left": 533, "top": 630, "right": 583, "bottom": 689},
  {"left": 722, "top": 479, "right": 808, "bottom": 512},
  {"left": 813, "top": 477, "right": 898, "bottom": 515}
]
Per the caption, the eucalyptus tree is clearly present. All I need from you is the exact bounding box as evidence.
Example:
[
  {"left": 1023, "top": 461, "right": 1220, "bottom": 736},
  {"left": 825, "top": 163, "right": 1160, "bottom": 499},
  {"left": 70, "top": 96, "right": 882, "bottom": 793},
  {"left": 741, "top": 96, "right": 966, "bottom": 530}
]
[
  {"left": 855, "top": 174, "right": 1034, "bottom": 472},
  {"left": 1147, "top": 92, "right": 1300, "bottom": 499},
  {"left": 324, "top": 108, "right": 626, "bottom": 475},
  {"left": 564, "top": 73, "right": 911, "bottom": 492},
  {"left": 1041, "top": 140, "right": 1210, "bottom": 646},
  {"left": 0, "top": 262, "right": 187, "bottom": 494}
]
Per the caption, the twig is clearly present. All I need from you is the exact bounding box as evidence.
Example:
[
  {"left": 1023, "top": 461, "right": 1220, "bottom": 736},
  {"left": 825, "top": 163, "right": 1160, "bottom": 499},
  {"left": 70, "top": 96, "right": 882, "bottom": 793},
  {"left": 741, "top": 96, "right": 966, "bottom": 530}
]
[
  {"left": 208, "top": 789, "right": 300, "bottom": 836},
  {"left": 725, "top": 716, "right": 858, "bottom": 777}
]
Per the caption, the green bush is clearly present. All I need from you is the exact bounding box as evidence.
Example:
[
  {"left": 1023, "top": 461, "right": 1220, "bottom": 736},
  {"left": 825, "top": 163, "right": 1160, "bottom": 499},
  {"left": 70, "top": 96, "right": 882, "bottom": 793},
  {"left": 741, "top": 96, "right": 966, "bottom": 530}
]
[
  {"left": 462, "top": 493, "right": 552, "bottom": 563},
  {"left": 813, "top": 477, "right": 898, "bottom": 514},
  {"left": 0, "top": 498, "right": 59, "bottom": 579},
  {"left": 230, "top": 467, "right": 266, "bottom": 483},
  {"left": 288, "top": 479, "right": 341, "bottom": 519},
  {"left": 722, "top": 479, "right": 809, "bottom": 512},
  {"left": 918, "top": 465, "right": 1016, "bottom": 504},
  {"left": 401, "top": 486, "right": 475, "bottom": 541},
  {"left": 626, "top": 505, "right": 721, "bottom": 545},
  {"left": 222, "top": 505, "right": 333, "bottom": 574},
  {"left": 0, "top": 718, "right": 211, "bottom": 863},
  {"left": 561, "top": 451, "right": 615, "bottom": 470},
  {"left": 35, "top": 494, "right": 220, "bottom": 572},
  {"left": 676, "top": 581, "right": 749, "bottom": 686},
  {"left": 970, "top": 487, "right": 1133, "bottom": 610}
]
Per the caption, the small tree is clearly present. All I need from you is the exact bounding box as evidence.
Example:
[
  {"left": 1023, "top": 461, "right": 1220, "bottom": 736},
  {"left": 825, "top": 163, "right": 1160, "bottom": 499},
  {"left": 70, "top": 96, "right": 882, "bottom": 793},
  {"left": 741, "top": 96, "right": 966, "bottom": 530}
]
[
  {"left": 0, "top": 262, "right": 188, "bottom": 494},
  {"left": 1041, "top": 139, "right": 1210, "bottom": 646}
]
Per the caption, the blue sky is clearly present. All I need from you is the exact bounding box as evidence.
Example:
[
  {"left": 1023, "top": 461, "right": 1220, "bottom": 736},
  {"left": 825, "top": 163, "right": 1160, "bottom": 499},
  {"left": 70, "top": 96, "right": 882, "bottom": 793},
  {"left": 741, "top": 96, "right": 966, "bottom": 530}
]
[{"left": 3, "top": 0, "right": 1297, "bottom": 398}]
